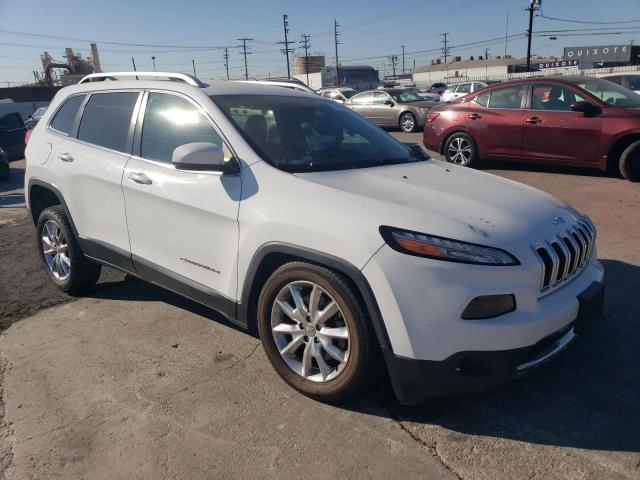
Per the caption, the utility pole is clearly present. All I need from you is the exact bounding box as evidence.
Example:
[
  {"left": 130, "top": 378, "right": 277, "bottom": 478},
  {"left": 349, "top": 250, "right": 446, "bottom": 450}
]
[
  {"left": 484, "top": 48, "right": 490, "bottom": 60},
  {"left": 440, "top": 33, "right": 450, "bottom": 64},
  {"left": 191, "top": 59, "right": 196, "bottom": 78},
  {"left": 526, "top": 0, "right": 541, "bottom": 72},
  {"left": 279, "top": 14, "right": 293, "bottom": 78},
  {"left": 401, "top": 45, "right": 405, "bottom": 74},
  {"left": 389, "top": 55, "right": 398, "bottom": 77},
  {"left": 334, "top": 19, "right": 340, "bottom": 86},
  {"left": 237, "top": 38, "right": 253, "bottom": 80},
  {"left": 131, "top": 57, "right": 138, "bottom": 80},
  {"left": 504, "top": 10, "right": 509, "bottom": 64},
  {"left": 300, "top": 33, "right": 311, "bottom": 86},
  {"left": 151, "top": 56, "right": 156, "bottom": 71},
  {"left": 223, "top": 47, "right": 230, "bottom": 80}
]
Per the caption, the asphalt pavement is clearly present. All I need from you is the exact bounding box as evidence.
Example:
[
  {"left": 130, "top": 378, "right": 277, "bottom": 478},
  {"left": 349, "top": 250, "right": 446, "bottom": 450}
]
[{"left": 1, "top": 143, "right": 638, "bottom": 479}]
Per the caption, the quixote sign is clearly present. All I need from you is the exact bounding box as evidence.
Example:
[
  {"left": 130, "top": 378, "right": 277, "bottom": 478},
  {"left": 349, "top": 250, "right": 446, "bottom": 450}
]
[
  {"left": 537, "top": 60, "right": 579, "bottom": 69},
  {"left": 563, "top": 45, "right": 631, "bottom": 63}
]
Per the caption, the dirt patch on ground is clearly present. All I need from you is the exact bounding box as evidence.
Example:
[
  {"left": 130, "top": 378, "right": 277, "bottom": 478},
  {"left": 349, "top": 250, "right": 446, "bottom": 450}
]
[{"left": 0, "top": 212, "right": 124, "bottom": 330}]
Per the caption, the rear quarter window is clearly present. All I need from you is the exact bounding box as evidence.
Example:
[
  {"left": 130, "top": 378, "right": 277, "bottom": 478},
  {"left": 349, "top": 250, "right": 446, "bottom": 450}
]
[{"left": 50, "top": 95, "right": 86, "bottom": 135}]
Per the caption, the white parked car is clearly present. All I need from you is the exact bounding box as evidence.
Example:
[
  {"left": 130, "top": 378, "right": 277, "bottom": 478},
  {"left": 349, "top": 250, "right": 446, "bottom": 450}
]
[
  {"left": 600, "top": 73, "right": 640, "bottom": 95},
  {"left": 440, "top": 81, "right": 488, "bottom": 102},
  {"left": 24, "top": 71, "right": 604, "bottom": 404},
  {"left": 318, "top": 87, "right": 357, "bottom": 103}
]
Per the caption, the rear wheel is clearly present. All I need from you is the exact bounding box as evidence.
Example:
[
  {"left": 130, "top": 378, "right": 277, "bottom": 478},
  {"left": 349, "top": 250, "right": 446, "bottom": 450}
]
[
  {"left": 257, "top": 262, "right": 374, "bottom": 402},
  {"left": 444, "top": 132, "right": 478, "bottom": 167},
  {"left": 619, "top": 140, "right": 640, "bottom": 182},
  {"left": 399, "top": 112, "right": 417, "bottom": 133},
  {"left": 36, "top": 206, "right": 101, "bottom": 294}
]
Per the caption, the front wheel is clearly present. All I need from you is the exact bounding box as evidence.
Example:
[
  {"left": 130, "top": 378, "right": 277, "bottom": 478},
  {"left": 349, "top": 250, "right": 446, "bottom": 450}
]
[
  {"left": 399, "top": 112, "right": 417, "bottom": 133},
  {"left": 444, "top": 132, "right": 478, "bottom": 167},
  {"left": 619, "top": 140, "right": 640, "bottom": 182},
  {"left": 257, "top": 262, "right": 375, "bottom": 402}
]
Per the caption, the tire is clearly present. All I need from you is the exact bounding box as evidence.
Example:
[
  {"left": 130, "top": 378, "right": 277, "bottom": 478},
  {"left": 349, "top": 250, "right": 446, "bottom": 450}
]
[
  {"left": 399, "top": 112, "right": 417, "bottom": 133},
  {"left": 619, "top": 140, "right": 640, "bottom": 182},
  {"left": 36, "top": 206, "right": 101, "bottom": 295},
  {"left": 257, "top": 262, "right": 375, "bottom": 402},
  {"left": 444, "top": 132, "right": 478, "bottom": 167}
]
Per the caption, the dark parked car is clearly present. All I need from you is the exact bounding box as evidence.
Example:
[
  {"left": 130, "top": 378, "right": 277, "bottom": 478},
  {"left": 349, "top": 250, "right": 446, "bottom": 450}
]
[
  {"left": 430, "top": 82, "right": 447, "bottom": 96},
  {"left": 423, "top": 75, "right": 640, "bottom": 181},
  {"left": 25, "top": 106, "right": 47, "bottom": 129},
  {"left": 0, "top": 146, "right": 9, "bottom": 180},
  {"left": 0, "top": 111, "right": 27, "bottom": 160},
  {"left": 345, "top": 88, "right": 435, "bottom": 133}
]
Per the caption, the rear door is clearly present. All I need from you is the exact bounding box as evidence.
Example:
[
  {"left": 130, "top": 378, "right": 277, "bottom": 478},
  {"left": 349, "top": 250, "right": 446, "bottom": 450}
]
[
  {"left": 122, "top": 91, "right": 241, "bottom": 307},
  {"left": 0, "top": 112, "right": 27, "bottom": 159},
  {"left": 522, "top": 83, "right": 602, "bottom": 165},
  {"left": 466, "top": 84, "right": 526, "bottom": 158},
  {"left": 54, "top": 91, "right": 141, "bottom": 265}
]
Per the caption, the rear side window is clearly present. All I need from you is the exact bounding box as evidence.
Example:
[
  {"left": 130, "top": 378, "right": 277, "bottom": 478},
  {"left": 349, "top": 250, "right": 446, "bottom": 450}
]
[
  {"left": 488, "top": 85, "right": 526, "bottom": 109},
  {"left": 78, "top": 92, "right": 139, "bottom": 152},
  {"left": 50, "top": 95, "right": 85, "bottom": 135},
  {"left": 140, "top": 93, "right": 223, "bottom": 163},
  {"left": 475, "top": 91, "right": 490, "bottom": 108},
  {"left": 457, "top": 83, "right": 472, "bottom": 94}
]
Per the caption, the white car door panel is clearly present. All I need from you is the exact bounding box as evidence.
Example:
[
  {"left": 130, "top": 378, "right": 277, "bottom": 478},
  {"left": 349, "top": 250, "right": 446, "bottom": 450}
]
[
  {"left": 121, "top": 91, "right": 241, "bottom": 301},
  {"left": 53, "top": 91, "right": 140, "bottom": 256}
]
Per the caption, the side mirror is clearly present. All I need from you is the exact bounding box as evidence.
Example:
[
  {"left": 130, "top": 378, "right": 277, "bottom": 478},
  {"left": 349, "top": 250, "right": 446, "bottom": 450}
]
[
  {"left": 172, "top": 142, "right": 238, "bottom": 174},
  {"left": 384, "top": 99, "right": 394, "bottom": 106},
  {"left": 570, "top": 101, "right": 601, "bottom": 116}
]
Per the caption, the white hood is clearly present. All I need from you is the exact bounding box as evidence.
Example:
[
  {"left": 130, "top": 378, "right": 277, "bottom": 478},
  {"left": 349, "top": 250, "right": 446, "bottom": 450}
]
[{"left": 296, "top": 159, "right": 580, "bottom": 250}]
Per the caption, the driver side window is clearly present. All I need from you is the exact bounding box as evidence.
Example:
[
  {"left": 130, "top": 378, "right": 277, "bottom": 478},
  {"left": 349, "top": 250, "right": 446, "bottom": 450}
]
[
  {"left": 531, "top": 84, "right": 585, "bottom": 112},
  {"left": 371, "top": 92, "right": 389, "bottom": 105}
]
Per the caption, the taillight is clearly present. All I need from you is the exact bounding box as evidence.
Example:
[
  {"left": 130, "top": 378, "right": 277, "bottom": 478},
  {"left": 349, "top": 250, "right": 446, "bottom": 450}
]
[
  {"left": 25, "top": 128, "right": 32, "bottom": 145},
  {"left": 426, "top": 112, "right": 440, "bottom": 122}
]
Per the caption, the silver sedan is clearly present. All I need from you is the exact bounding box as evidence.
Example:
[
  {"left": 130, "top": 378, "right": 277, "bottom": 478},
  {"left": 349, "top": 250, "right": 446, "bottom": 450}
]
[{"left": 344, "top": 89, "right": 437, "bottom": 133}]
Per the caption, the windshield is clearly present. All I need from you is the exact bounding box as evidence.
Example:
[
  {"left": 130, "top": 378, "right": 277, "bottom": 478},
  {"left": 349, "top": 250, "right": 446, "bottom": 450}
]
[
  {"left": 211, "top": 94, "right": 427, "bottom": 173},
  {"left": 388, "top": 90, "right": 423, "bottom": 103},
  {"left": 567, "top": 77, "right": 640, "bottom": 108}
]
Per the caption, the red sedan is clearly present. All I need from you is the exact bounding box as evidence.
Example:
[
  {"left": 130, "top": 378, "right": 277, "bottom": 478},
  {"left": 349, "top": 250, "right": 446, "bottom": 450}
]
[{"left": 423, "top": 76, "right": 640, "bottom": 181}]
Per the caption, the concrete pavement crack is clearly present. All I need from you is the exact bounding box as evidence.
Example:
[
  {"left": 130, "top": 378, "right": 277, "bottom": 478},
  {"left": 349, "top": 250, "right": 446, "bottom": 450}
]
[{"left": 380, "top": 397, "right": 464, "bottom": 480}]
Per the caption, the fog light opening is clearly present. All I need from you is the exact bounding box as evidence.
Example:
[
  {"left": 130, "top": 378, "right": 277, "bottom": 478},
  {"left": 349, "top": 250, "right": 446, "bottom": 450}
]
[{"left": 462, "top": 294, "right": 516, "bottom": 320}]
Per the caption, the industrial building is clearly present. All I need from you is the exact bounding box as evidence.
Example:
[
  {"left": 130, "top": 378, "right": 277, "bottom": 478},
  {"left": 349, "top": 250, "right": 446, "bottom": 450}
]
[{"left": 292, "top": 54, "right": 380, "bottom": 90}]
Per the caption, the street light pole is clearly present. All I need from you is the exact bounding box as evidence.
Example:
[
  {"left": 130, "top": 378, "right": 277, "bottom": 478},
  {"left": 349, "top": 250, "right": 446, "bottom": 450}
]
[{"left": 151, "top": 56, "right": 156, "bottom": 71}]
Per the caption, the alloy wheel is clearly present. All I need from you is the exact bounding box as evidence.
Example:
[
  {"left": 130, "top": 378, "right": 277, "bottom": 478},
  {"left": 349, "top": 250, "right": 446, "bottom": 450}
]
[
  {"left": 41, "top": 220, "right": 71, "bottom": 280},
  {"left": 447, "top": 137, "right": 472, "bottom": 165},
  {"left": 270, "top": 281, "right": 350, "bottom": 383},
  {"left": 401, "top": 114, "right": 415, "bottom": 133}
]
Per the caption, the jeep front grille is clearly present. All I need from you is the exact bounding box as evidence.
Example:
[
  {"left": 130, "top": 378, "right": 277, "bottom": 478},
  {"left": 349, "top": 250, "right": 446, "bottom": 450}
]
[{"left": 533, "top": 218, "right": 596, "bottom": 293}]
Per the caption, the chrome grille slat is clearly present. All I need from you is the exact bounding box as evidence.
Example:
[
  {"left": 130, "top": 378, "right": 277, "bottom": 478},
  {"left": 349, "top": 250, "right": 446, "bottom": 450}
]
[{"left": 533, "top": 217, "right": 597, "bottom": 294}]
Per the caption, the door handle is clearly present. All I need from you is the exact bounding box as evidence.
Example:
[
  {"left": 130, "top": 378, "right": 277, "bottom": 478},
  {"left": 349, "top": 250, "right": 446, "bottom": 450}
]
[
  {"left": 525, "top": 117, "right": 541, "bottom": 124},
  {"left": 467, "top": 113, "right": 481, "bottom": 120},
  {"left": 57, "top": 152, "right": 74, "bottom": 162},
  {"left": 128, "top": 172, "right": 152, "bottom": 185}
]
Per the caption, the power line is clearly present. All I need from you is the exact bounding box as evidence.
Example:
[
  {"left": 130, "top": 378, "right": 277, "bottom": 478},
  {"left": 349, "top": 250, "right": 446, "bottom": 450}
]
[{"left": 538, "top": 13, "right": 640, "bottom": 25}]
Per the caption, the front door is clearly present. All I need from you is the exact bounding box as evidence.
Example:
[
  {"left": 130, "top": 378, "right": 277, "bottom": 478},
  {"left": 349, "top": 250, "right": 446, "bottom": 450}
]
[
  {"left": 369, "top": 91, "right": 396, "bottom": 126},
  {"left": 522, "top": 83, "right": 602, "bottom": 165},
  {"left": 122, "top": 91, "right": 241, "bottom": 309}
]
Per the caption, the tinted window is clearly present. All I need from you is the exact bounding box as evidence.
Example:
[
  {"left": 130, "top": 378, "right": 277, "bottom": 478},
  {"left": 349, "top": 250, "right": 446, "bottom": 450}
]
[
  {"left": 78, "top": 93, "right": 138, "bottom": 152},
  {"left": 475, "top": 91, "right": 490, "bottom": 108},
  {"left": 444, "top": 85, "right": 457, "bottom": 93},
  {"left": 141, "top": 93, "right": 222, "bottom": 163},
  {"left": 604, "top": 76, "right": 623, "bottom": 86},
  {"left": 457, "top": 83, "right": 472, "bottom": 94},
  {"left": 212, "top": 94, "right": 426, "bottom": 173},
  {"left": 488, "top": 85, "right": 526, "bottom": 109},
  {"left": 372, "top": 92, "right": 389, "bottom": 105},
  {"left": 50, "top": 95, "right": 85, "bottom": 135},
  {"left": 531, "top": 84, "right": 585, "bottom": 111},
  {"left": 0, "top": 113, "right": 24, "bottom": 130},
  {"left": 567, "top": 77, "right": 640, "bottom": 108},
  {"left": 351, "top": 92, "right": 372, "bottom": 105},
  {"left": 628, "top": 76, "right": 640, "bottom": 91}
]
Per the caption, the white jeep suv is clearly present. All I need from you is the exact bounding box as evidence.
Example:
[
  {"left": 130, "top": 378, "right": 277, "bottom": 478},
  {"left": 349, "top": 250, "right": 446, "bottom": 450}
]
[{"left": 24, "top": 72, "right": 605, "bottom": 404}]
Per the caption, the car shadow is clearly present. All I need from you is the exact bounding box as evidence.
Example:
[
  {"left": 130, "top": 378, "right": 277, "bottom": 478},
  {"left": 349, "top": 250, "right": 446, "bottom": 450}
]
[
  {"left": 0, "top": 165, "right": 26, "bottom": 197},
  {"left": 341, "top": 258, "right": 639, "bottom": 454}
]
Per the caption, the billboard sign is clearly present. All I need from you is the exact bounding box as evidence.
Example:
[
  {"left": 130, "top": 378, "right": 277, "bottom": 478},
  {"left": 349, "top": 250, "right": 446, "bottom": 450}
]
[
  {"left": 563, "top": 45, "right": 631, "bottom": 63},
  {"left": 537, "top": 59, "right": 579, "bottom": 69}
]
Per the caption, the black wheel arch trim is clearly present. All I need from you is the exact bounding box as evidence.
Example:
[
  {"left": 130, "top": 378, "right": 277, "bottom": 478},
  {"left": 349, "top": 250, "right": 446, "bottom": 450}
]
[
  {"left": 237, "top": 242, "right": 392, "bottom": 352},
  {"left": 27, "top": 178, "right": 79, "bottom": 237}
]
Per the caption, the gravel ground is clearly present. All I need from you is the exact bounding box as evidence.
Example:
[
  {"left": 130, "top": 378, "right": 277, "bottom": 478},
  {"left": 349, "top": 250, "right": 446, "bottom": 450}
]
[{"left": 1, "top": 146, "right": 639, "bottom": 479}]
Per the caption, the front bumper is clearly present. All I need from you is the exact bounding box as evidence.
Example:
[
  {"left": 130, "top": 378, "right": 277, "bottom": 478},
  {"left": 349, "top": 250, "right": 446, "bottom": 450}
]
[{"left": 385, "top": 320, "right": 585, "bottom": 405}]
